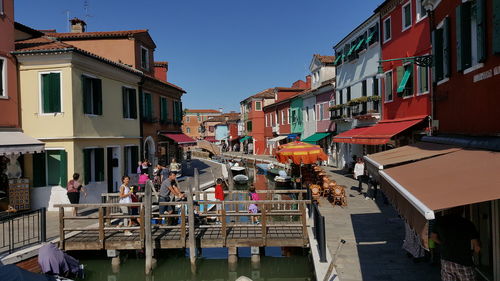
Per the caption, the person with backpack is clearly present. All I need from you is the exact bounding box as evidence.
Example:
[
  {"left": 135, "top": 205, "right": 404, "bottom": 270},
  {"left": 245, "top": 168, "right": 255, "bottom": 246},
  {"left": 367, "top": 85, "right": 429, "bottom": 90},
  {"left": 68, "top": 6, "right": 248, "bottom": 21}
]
[
  {"left": 248, "top": 185, "right": 260, "bottom": 224},
  {"left": 66, "top": 173, "right": 87, "bottom": 217}
]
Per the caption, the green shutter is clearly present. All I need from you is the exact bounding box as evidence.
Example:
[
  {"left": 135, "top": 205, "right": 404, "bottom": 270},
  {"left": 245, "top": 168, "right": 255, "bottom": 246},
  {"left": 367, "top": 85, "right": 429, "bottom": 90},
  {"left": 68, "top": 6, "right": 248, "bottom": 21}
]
[
  {"left": 145, "top": 93, "right": 152, "bottom": 120},
  {"left": 49, "top": 73, "right": 61, "bottom": 113},
  {"left": 122, "top": 87, "right": 128, "bottom": 118},
  {"left": 476, "top": 0, "right": 486, "bottom": 63},
  {"left": 397, "top": 68, "right": 411, "bottom": 93},
  {"left": 82, "top": 76, "right": 92, "bottom": 114},
  {"left": 346, "top": 43, "right": 355, "bottom": 56},
  {"left": 354, "top": 38, "right": 365, "bottom": 51},
  {"left": 456, "top": 3, "right": 472, "bottom": 71},
  {"left": 95, "top": 148, "right": 105, "bottom": 181},
  {"left": 179, "top": 102, "right": 183, "bottom": 122},
  {"left": 396, "top": 66, "right": 404, "bottom": 87},
  {"left": 59, "top": 150, "right": 67, "bottom": 186},
  {"left": 494, "top": 0, "right": 500, "bottom": 54},
  {"left": 33, "top": 152, "right": 46, "bottom": 187},
  {"left": 334, "top": 55, "right": 341, "bottom": 65},
  {"left": 433, "top": 29, "right": 444, "bottom": 82},
  {"left": 47, "top": 150, "right": 62, "bottom": 186},
  {"left": 443, "top": 17, "right": 451, "bottom": 78},
  {"left": 41, "top": 74, "right": 51, "bottom": 113},
  {"left": 83, "top": 149, "right": 91, "bottom": 185},
  {"left": 93, "top": 78, "right": 102, "bottom": 115},
  {"left": 129, "top": 89, "right": 137, "bottom": 119},
  {"left": 456, "top": 5, "right": 463, "bottom": 71}
]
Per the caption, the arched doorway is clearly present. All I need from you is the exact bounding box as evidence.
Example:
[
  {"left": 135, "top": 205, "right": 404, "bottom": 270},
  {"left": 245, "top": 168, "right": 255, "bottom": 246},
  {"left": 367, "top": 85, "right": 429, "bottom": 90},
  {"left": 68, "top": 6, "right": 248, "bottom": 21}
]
[{"left": 144, "top": 136, "right": 156, "bottom": 167}]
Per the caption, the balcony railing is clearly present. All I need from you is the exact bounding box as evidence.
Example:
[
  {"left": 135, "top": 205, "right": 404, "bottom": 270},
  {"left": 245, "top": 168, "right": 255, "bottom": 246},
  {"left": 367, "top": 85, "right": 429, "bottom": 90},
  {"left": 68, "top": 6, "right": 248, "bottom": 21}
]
[{"left": 351, "top": 100, "right": 380, "bottom": 117}]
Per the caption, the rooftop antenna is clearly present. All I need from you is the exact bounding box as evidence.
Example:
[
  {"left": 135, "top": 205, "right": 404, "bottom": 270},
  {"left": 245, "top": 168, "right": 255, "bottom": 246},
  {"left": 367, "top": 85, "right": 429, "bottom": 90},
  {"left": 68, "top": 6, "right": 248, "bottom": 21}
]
[
  {"left": 83, "top": 0, "right": 92, "bottom": 29},
  {"left": 62, "top": 10, "right": 70, "bottom": 32}
]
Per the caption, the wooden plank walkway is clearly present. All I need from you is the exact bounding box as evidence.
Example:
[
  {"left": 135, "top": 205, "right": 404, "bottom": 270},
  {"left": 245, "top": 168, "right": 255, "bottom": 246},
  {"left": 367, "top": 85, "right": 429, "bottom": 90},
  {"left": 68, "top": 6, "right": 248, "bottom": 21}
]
[{"left": 55, "top": 190, "right": 309, "bottom": 252}]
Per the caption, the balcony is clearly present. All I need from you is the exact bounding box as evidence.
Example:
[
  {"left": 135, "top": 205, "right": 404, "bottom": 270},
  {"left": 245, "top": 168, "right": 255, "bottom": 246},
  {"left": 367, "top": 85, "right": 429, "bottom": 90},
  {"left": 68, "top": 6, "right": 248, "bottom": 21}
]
[
  {"left": 329, "top": 96, "right": 381, "bottom": 121},
  {"left": 350, "top": 100, "right": 380, "bottom": 119}
]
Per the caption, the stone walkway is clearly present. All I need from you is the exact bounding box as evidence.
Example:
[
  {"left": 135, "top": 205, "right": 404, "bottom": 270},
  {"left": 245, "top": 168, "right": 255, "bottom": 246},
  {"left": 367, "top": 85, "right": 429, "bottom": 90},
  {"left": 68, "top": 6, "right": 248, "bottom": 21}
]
[{"left": 319, "top": 168, "right": 440, "bottom": 281}]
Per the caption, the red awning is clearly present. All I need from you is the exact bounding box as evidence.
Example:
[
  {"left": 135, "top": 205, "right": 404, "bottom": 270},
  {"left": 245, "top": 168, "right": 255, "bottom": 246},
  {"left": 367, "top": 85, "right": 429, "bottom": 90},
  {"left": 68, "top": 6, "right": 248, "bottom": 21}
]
[
  {"left": 162, "top": 133, "right": 196, "bottom": 144},
  {"left": 333, "top": 126, "right": 374, "bottom": 144},
  {"left": 204, "top": 136, "right": 217, "bottom": 143},
  {"left": 334, "top": 116, "right": 427, "bottom": 145}
]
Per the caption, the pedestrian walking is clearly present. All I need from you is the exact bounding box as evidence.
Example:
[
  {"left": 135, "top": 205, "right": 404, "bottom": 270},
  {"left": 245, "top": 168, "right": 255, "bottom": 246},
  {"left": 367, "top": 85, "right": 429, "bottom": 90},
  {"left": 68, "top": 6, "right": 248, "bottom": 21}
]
[
  {"left": 66, "top": 173, "right": 87, "bottom": 217},
  {"left": 118, "top": 176, "right": 133, "bottom": 236},
  {"left": 169, "top": 158, "right": 181, "bottom": 175},
  {"left": 248, "top": 185, "right": 260, "bottom": 224},
  {"left": 431, "top": 207, "right": 481, "bottom": 281},
  {"left": 353, "top": 157, "right": 368, "bottom": 196}
]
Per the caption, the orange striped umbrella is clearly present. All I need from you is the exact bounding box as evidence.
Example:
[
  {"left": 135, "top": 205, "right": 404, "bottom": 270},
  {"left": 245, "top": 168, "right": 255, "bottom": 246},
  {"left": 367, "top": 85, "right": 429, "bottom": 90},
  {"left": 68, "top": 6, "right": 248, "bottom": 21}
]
[{"left": 275, "top": 141, "right": 328, "bottom": 164}]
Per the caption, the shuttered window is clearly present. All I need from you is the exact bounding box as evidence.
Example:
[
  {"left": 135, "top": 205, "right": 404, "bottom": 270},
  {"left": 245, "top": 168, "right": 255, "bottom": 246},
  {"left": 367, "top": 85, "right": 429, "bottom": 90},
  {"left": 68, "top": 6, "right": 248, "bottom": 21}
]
[
  {"left": 82, "top": 76, "right": 102, "bottom": 115},
  {"left": 83, "top": 148, "right": 105, "bottom": 184},
  {"left": 41, "top": 73, "right": 61, "bottom": 113},
  {"left": 124, "top": 146, "right": 139, "bottom": 175},
  {"left": 385, "top": 71, "right": 393, "bottom": 102},
  {"left": 494, "top": 0, "right": 500, "bottom": 54},
  {"left": 384, "top": 17, "right": 392, "bottom": 42},
  {"left": 143, "top": 93, "right": 153, "bottom": 121},
  {"left": 0, "top": 58, "right": 4, "bottom": 97},
  {"left": 160, "top": 97, "right": 168, "bottom": 123},
  {"left": 433, "top": 17, "right": 451, "bottom": 82},
  {"left": 33, "top": 150, "right": 66, "bottom": 187},
  {"left": 122, "top": 87, "right": 137, "bottom": 119}
]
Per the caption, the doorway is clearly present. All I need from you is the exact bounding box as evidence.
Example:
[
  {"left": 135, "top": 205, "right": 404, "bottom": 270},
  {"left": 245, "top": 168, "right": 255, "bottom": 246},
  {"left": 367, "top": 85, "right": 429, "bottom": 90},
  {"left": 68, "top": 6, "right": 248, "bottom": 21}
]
[{"left": 106, "top": 147, "right": 121, "bottom": 193}]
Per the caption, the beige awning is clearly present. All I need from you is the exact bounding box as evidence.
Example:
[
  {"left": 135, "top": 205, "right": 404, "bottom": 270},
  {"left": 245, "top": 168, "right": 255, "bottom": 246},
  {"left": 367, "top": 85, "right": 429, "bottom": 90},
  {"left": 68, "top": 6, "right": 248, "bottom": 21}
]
[
  {"left": 268, "top": 135, "right": 287, "bottom": 144},
  {"left": 380, "top": 149, "right": 500, "bottom": 248},
  {"left": 0, "top": 131, "right": 45, "bottom": 155},
  {"left": 364, "top": 142, "right": 461, "bottom": 180}
]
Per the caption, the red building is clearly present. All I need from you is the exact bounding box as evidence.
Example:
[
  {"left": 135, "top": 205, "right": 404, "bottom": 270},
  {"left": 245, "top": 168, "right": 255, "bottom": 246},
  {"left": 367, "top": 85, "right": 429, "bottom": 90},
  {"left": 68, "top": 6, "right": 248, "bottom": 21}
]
[
  {"left": 376, "top": 0, "right": 432, "bottom": 145},
  {"left": 431, "top": 0, "right": 500, "bottom": 135},
  {"left": 263, "top": 87, "right": 306, "bottom": 155}
]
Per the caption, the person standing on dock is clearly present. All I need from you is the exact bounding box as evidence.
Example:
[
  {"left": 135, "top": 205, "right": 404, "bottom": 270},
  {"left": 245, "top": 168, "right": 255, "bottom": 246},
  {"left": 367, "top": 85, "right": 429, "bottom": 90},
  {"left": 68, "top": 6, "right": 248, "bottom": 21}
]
[
  {"left": 119, "top": 176, "right": 133, "bottom": 236},
  {"left": 215, "top": 178, "right": 225, "bottom": 224}
]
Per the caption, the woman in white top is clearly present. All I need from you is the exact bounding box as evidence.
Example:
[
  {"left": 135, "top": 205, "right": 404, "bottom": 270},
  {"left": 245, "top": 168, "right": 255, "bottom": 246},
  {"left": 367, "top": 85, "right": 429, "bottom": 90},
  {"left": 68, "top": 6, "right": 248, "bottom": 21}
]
[
  {"left": 353, "top": 158, "right": 366, "bottom": 195},
  {"left": 119, "top": 176, "right": 133, "bottom": 236}
]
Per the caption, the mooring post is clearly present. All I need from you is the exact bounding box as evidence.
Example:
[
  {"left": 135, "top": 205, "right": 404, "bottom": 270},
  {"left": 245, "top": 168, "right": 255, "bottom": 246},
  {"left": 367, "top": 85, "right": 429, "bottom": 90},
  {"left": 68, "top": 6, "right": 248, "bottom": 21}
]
[
  {"left": 145, "top": 180, "right": 153, "bottom": 274},
  {"left": 188, "top": 169, "right": 197, "bottom": 264},
  {"left": 226, "top": 163, "right": 235, "bottom": 190}
]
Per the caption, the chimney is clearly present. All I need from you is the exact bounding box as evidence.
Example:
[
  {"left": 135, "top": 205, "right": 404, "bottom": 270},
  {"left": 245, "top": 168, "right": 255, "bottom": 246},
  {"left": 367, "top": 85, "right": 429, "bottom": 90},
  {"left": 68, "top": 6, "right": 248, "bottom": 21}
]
[
  {"left": 306, "top": 75, "right": 312, "bottom": 88},
  {"left": 70, "top": 18, "right": 86, "bottom": 33},
  {"left": 154, "top": 61, "right": 169, "bottom": 82}
]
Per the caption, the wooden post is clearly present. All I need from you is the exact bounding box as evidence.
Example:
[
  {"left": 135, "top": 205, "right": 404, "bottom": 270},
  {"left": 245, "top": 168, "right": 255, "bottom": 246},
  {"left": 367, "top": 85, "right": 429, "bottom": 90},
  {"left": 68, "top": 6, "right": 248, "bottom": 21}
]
[
  {"left": 145, "top": 180, "right": 153, "bottom": 275},
  {"left": 261, "top": 204, "right": 267, "bottom": 245},
  {"left": 300, "top": 202, "right": 307, "bottom": 240},
  {"left": 226, "top": 163, "right": 234, "bottom": 190},
  {"left": 180, "top": 205, "right": 186, "bottom": 243},
  {"left": 221, "top": 206, "right": 227, "bottom": 246},
  {"left": 209, "top": 168, "right": 217, "bottom": 185},
  {"left": 140, "top": 204, "right": 145, "bottom": 246},
  {"left": 188, "top": 169, "right": 197, "bottom": 264},
  {"left": 59, "top": 207, "right": 65, "bottom": 250},
  {"left": 98, "top": 207, "right": 104, "bottom": 249}
]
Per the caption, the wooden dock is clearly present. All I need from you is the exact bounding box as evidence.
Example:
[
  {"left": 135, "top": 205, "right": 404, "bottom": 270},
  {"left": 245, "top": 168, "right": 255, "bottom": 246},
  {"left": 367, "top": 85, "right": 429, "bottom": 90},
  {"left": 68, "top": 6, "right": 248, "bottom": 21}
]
[{"left": 55, "top": 190, "right": 309, "bottom": 252}]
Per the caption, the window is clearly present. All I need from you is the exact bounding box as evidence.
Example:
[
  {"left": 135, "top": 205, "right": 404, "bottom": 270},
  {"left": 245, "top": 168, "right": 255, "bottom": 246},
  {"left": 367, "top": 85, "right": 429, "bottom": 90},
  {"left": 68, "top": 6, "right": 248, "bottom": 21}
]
[
  {"left": 173, "top": 101, "right": 182, "bottom": 122},
  {"left": 417, "top": 65, "right": 429, "bottom": 94},
  {"left": 40, "top": 72, "right": 61, "bottom": 113},
  {"left": 160, "top": 97, "right": 168, "bottom": 123},
  {"left": 82, "top": 75, "right": 102, "bottom": 115},
  {"left": 0, "top": 0, "right": 4, "bottom": 15},
  {"left": 122, "top": 87, "right": 137, "bottom": 119},
  {"left": 198, "top": 127, "right": 201, "bottom": 133},
  {"left": 367, "top": 23, "right": 379, "bottom": 46},
  {"left": 265, "top": 114, "right": 268, "bottom": 127},
  {"left": 186, "top": 116, "right": 190, "bottom": 123},
  {"left": 141, "top": 46, "right": 149, "bottom": 70},
  {"left": 197, "top": 114, "right": 201, "bottom": 122},
  {"left": 319, "top": 103, "right": 325, "bottom": 120},
  {"left": 124, "top": 146, "right": 139, "bottom": 175},
  {"left": 383, "top": 17, "right": 392, "bottom": 42},
  {"left": 275, "top": 112, "right": 278, "bottom": 126},
  {"left": 346, "top": 87, "right": 351, "bottom": 116},
  {"left": 433, "top": 17, "right": 451, "bottom": 82},
  {"left": 397, "top": 64, "right": 414, "bottom": 97},
  {"left": 83, "top": 148, "right": 105, "bottom": 184},
  {"left": 456, "top": 0, "right": 486, "bottom": 72},
  {"left": 0, "top": 57, "right": 5, "bottom": 97},
  {"left": 288, "top": 108, "right": 291, "bottom": 124},
  {"left": 312, "top": 106, "right": 315, "bottom": 121},
  {"left": 247, "top": 121, "right": 252, "bottom": 132},
  {"left": 32, "top": 150, "right": 68, "bottom": 187},
  {"left": 281, "top": 110, "right": 285, "bottom": 125},
  {"left": 385, "top": 71, "right": 393, "bottom": 102},
  {"left": 186, "top": 127, "right": 191, "bottom": 134},
  {"left": 402, "top": 2, "right": 412, "bottom": 31},
  {"left": 304, "top": 106, "right": 309, "bottom": 122},
  {"left": 416, "top": 0, "right": 428, "bottom": 21},
  {"left": 142, "top": 93, "right": 153, "bottom": 121},
  {"left": 373, "top": 77, "right": 379, "bottom": 96},
  {"left": 255, "top": 101, "right": 262, "bottom": 111},
  {"left": 362, "top": 80, "right": 367, "bottom": 96}
]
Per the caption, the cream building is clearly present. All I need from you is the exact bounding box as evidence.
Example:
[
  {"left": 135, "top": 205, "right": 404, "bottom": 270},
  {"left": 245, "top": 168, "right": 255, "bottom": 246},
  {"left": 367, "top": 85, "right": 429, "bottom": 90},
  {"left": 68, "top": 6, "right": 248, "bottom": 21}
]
[{"left": 14, "top": 37, "right": 142, "bottom": 210}]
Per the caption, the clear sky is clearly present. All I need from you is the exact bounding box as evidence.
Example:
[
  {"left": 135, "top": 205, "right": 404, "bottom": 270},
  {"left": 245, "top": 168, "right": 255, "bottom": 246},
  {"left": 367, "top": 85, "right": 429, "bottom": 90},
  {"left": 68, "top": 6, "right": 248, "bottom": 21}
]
[{"left": 15, "top": 0, "right": 380, "bottom": 112}]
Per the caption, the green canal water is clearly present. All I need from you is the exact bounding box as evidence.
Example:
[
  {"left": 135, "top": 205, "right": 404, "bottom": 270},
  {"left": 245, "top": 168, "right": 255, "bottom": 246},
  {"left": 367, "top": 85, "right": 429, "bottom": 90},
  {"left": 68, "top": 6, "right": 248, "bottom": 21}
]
[{"left": 76, "top": 168, "right": 315, "bottom": 280}]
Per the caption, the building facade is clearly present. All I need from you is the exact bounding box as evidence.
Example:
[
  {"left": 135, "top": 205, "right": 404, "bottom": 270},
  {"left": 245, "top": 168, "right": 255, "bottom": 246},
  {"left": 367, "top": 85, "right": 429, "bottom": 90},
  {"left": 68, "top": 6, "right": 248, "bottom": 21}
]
[
  {"left": 182, "top": 109, "right": 221, "bottom": 139},
  {"left": 14, "top": 37, "right": 142, "bottom": 210},
  {"left": 332, "top": 14, "right": 382, "bottom": 169}
]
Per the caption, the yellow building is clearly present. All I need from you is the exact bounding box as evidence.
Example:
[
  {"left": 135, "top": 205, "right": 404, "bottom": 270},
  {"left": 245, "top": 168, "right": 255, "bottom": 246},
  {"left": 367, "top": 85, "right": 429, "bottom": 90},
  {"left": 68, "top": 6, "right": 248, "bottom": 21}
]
[{"left": 14, "top": 37, "right": 142, "bottom": 210}]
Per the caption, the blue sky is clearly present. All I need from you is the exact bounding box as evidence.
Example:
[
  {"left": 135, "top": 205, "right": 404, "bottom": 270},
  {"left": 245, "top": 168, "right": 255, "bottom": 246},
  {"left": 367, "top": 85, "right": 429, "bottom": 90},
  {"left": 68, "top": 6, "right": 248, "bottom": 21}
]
[{"left": 15, "top": 0, "right": 380, "bottom": 112}]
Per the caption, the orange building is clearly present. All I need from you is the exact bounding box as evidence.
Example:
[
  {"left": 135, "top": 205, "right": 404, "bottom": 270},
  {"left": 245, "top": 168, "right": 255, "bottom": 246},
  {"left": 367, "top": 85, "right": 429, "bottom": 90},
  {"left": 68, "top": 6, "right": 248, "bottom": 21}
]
[
  {"left": 46, "top": 19, "right": 186, "bottom": 165},
  {"left": 182, "top": 109, "right": 221, "bottom": 139}
]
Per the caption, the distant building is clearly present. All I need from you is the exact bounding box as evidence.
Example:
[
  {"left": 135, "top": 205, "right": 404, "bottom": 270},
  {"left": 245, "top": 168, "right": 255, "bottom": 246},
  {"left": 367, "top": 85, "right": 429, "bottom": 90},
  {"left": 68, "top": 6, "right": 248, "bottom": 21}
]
[{"left": 182, "top": 109, "right": 222, "bottom": 139}]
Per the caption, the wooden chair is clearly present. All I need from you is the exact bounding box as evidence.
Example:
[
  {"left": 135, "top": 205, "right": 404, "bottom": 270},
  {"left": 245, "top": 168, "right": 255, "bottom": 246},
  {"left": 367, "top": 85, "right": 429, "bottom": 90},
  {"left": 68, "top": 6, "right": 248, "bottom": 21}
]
[
  {"left": 310, "top": 184, "right": 321, "bottom": 205},
  {"left": 331, "top": 185, "right": 347, "bottom": 207}
]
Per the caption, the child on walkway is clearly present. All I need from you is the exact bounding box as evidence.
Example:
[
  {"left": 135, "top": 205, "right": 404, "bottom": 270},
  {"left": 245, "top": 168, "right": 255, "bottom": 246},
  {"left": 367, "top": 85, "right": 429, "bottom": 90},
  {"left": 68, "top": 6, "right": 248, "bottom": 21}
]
[
  {"left": 248, "top": 185, "right": 260, "bottom": 224},
  {"left": 215, "top": 178, "right": 225, "bottom": 224}
]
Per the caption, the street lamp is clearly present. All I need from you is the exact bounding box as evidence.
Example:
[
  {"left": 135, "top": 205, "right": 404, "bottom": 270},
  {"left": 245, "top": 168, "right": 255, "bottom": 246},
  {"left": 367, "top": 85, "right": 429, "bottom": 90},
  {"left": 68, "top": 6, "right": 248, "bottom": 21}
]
[{"left": 376, "top": 55, "right": 433, "bottom": 76}]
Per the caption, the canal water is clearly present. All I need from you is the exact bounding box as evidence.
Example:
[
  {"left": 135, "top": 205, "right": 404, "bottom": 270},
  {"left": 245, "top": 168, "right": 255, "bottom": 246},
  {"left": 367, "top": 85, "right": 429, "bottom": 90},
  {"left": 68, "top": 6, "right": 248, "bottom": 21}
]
[{"left": 75, "top": 167, "right": 315, "bottom": 280}]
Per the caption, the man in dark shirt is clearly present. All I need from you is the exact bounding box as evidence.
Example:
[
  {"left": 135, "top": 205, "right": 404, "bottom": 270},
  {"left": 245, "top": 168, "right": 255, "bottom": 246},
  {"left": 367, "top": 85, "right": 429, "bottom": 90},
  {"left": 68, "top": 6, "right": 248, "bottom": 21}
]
[{"left": 431, "top": 207, "right": 480, "bottom": 281}]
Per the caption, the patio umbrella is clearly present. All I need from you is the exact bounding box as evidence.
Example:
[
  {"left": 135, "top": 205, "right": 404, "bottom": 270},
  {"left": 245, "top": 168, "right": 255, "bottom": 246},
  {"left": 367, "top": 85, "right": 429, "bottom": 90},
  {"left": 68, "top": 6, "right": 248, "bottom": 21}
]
[{"left": 275, "top": 141, "right": 328, "bottom": 165}]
